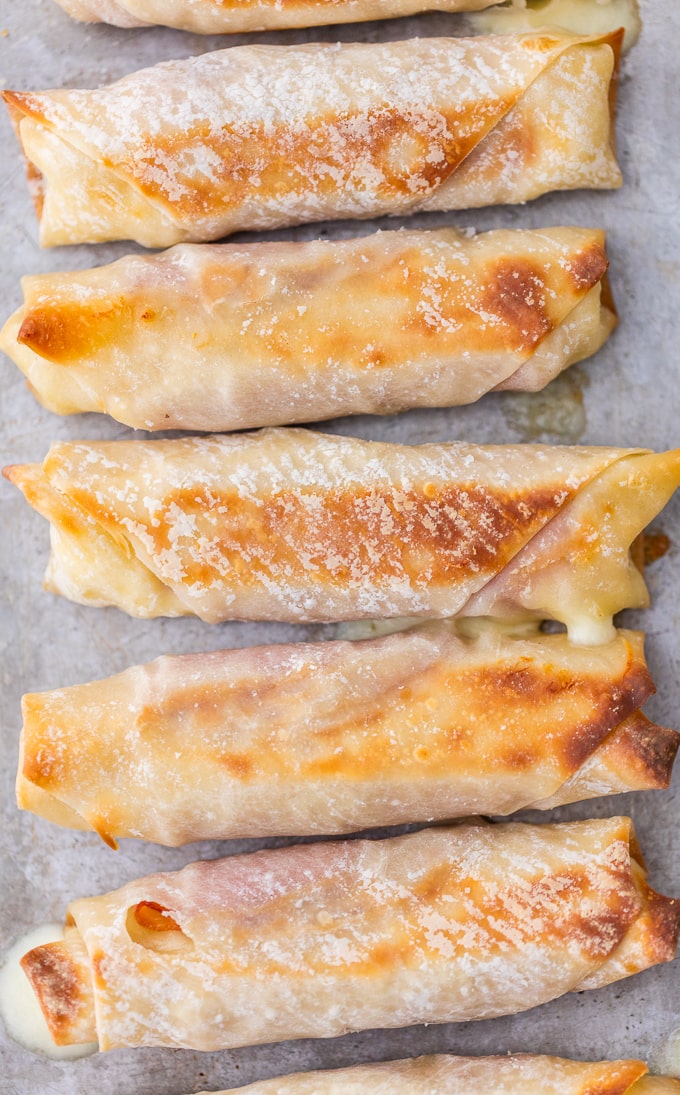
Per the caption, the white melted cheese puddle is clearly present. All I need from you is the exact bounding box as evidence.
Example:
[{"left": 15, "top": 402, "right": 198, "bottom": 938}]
[
  {"left": 0, "top": 924, "right": 97, "bottom": 1060},
  {"left": 470, "top": 0, "right": 641, "bottom": 51},
  {"left": 649, "top": 1028, "right": 680, "bottom": 1078}
]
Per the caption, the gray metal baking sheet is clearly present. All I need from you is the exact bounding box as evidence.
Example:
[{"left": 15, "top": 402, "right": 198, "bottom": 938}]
[{"left": 1, "top": 2, "right": 679, "bottom": 1092}]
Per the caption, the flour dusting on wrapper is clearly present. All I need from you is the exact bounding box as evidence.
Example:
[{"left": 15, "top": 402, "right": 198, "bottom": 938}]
[
  {"left": 3, "top": 32, "right": 622, "bottom": 247},
  {"left": 169, "top": 1054, "right": 680, "bottom": 1095},
  {"left": 4, "top": 430, "right": 680, "bottom": 642},
  {"left": 0, "top": 227, "right": 616, "bottom": 432},
  {"left": 17, "top": 624, "right": 679, "bottom": 847},
  {"left": 18, "top": 820, "right": 680, "bottom": 1051}
]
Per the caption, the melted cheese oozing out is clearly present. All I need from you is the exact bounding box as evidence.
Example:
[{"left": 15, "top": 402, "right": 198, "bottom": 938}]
[
  {"left": 335, "top": 617, "right": 421, "bottom": 641},
  {"left": 649, "top": 1029, "right": 680, "bottom": 1079},
  {"left": 469, "top": 0, "right": 641, "bottom": 50},
  {"left": 0, "top": 925, "right": 97, "bottom": 1060}
]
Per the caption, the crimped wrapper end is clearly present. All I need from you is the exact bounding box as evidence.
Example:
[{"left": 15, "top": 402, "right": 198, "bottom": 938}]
[
  {"left": 20, "top": 937, "right": 97, "bottom": 1048},
  {"left": 3, "top": 463, "right": 23, "bottom": 487},
  {"left": 2, "top": 462, "right": 35, "bottom": 495}
]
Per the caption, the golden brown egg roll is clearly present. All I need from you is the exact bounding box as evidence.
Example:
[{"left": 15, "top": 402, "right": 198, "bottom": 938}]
[
  {"left": 19, "top": 819, "right": 680, "bottom": 1050},
  {"left": 3, "top": 32, "right": 622, "bottom": 248},
  {"left": 50, "top": 0, "right": 641, "bottom": 41},
  {"left": 0, "top": 227, "right": 616, "bottom": 432},
  {"left": 52, "top": 0, "right": 498, "bottom": 32},
  {"left": 5, "top": 430, "right": 680, "bottom": 641},
  {"left": 189, "top": 1055, "right": 679, "bottom": 1095},
  {"left": 17, "top": 623, "right": 679, "bottom": 847}
]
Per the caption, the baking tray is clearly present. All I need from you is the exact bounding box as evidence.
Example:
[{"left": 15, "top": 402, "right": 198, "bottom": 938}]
[{"left": 1, "top": 2, "right": 679, "bottom": 1092}]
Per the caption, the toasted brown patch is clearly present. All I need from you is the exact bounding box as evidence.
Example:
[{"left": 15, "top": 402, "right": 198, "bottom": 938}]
[
  {"left": 412, "top": 857, "right": 639, "bottom": 961},
  {"left": 21, "top": 744, "right": 61, "bottom": 789},
  {"left": 616, "top": 714, "right": 680, "bottom": 790},
  {"left": 567, "top": 240, "right": 609, "bottom": 291},
  {"left": 481, "top": 259, "right": 553, "bottom": 353},
  {"left": 20, "top": 942, "right": 82, "bottom": 1044},
  {"left": 83, "top": 480, "right": 570, "bottom": 594},
  {"left": 583, "top": 1062, "right": 649, "bottom": 1095},
  {"left": 115, "top": 99, "right": 517, "bottom": 220},
  {"left": 642, "top": 887, "right": 680, "bottom": 964},
  {"left": 219, "top": 752, "right": 254, "bottom": 778},
  {"left": 17, "top": 298, "right": 132, "bottom": 363},
  {"left": 562, "top": 656, "right": 655, "bottom": 772},
  {"left": 91, "top": 951, "right": 108, "bottom": 991}
]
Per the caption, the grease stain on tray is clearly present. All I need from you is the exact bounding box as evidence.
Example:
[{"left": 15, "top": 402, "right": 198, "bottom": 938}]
[
  {"left": 644, "top": 529, "right": 671, "bottom": 566},
  {"left": 502, "top": 366, "right": 589, "bottom": 443},
  {"left": 648, "top": 1027, "right": 680, "bottom": 1077}
]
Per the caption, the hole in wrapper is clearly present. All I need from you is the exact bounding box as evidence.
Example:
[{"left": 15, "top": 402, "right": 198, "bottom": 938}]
[{"left": 125, "top": 902, "right": 193, "bottom": 954}]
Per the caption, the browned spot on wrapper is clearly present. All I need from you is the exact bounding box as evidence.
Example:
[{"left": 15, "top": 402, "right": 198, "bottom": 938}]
[
  {"left": 567, "top": 240, "right": 609, "bottom": 291},
  {"left": 643, "top": 888, "right": 680, "bottom": 964},
  {"left": 111, "top": 481, "right": 569, "bottom": 594},
  {"left": 17, "top": 298, "right": 133, "bottom": 364},
  {"left": 614, "top": 714, "right": 680, "bottom": 790},
  {"left": 481, "top": 259, "right": 553, "bottom": 353},
  {"left": 411, "top": 859, "right": 639, "bottom": 961},
  {"left": 91, "top": 951, "right": 108, "bottom": 992},
  {"left": 562, "top": 656, "right": 655, "bottom": 772},
  {"left": 584, "top": 1069, "right": 649, "bottom": 1095},
  {"left": 20, "top": 942, "right": 82, "bottom": 1044},
  {"left": 20, "top": 695, "right": 65, "bottom": 788},
  {"left": 112, "top": 99, "right": 517, "bottom": 219},
  {"left": 219, "top": 752, "right": 254, "bottom": 778}
]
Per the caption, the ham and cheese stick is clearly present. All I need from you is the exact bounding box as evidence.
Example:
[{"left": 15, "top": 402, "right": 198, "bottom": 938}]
[
  {"left": 51, "top": 0, "right": 503, "bottom": 32},
  {"left": 50, "top": 0, "right": 641, "bottom": 42},
  {"left": 0, "top": 227, "right": 616, "bottom": 432},
  {"left": 18, "top": 623, "right": 679, "bottom": 847},
  {"left": 3, "top": 32, "right": 622, "bottom": 247},
  {"left": 186, "top": 1055, "right": 680, "bottom": 1095},
  {"left": 5, "top": 431, "right": 680, "bottom": 641},
  {"left": 19, "top": 819, "right": 680, "bottom": 1050}
]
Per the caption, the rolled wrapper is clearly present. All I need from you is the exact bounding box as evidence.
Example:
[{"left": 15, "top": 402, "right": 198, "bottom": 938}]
[
  {"left": 19, "top": 819, "right": 680, "bottom": 1050},
  {"left": 50, "top": 0, "right": 641, "bottom": 40},
  {"left": 2, "top": 32, "right": 622, "bottom": 248},
  {"left": 0, "top": 227, "right": 616, "bottom": 432},
  {"left": 5, "top": 430, "right": 680, "bottom": 641},
  {"left": 17, "top": 623, "right": 680, "bottom": 847},
  {"left": 53, "top": 0, "right": 499, "bottom": 32},
  {"left": 190, "top": 1055, "right": 680, "bottom": 1095}
]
